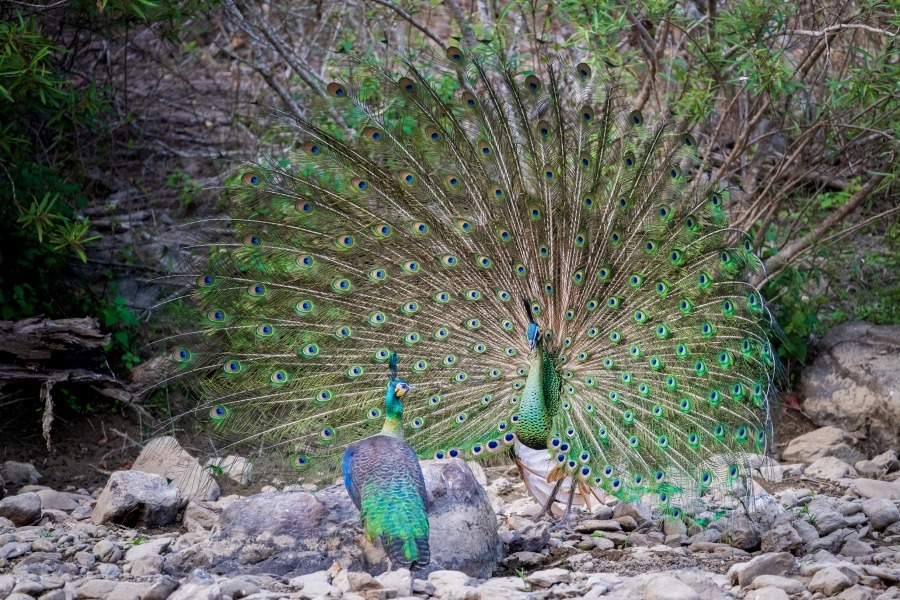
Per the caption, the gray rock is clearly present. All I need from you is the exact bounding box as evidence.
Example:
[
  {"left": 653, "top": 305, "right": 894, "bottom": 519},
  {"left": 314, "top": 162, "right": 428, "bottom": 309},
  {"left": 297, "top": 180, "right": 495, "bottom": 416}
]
[
  {"left": 793, "top": 519, "right": 820, "bottom": 544},
  {"left": 644, "top": 575, "right": 700, "bottom": 600},
  {"left": 39, "top": 590, "right": 66, "bottom": 600},
  {"left": 0, "top": 541, "right": 31, "bottom": 559},
  {"left": 731, "top": 552, "right": 797, "bottom": 587},
  {"left": 0, "top": 574, "right": 15, "bottom": 597},
  {"left": 807, "top": 457, "right": 857, "bottom": 481},
  {"left": 204, "top": 455, "right": 252, "bottom": 487},
  {"left": 871, "top": 450, "right": 899, "bottom": 473},
  {"left": 525, "top": 568, "right": 570, "bottom": 587},
  {"left": 849, "top": 479, "right": 900, "bottom": 501},
  {"left": 748, "top": 575, "right": 805, "bottom": 594},
  {"left": 0, "top": 493, "right": 41, "bottom": 526},
  {"left": 143, "top": 576, "right": 180, "bottom": 600},
  {"left": 218, "top": 578, "right": 260, "bottom": 599},
  {"left": 806, "top": 528, "right": 853, "bottom": 554},
  {"left": 838, "top": 585, "right": 877, "bottom": 600},
  {"left": 131, "top": 553, "right": 164, "bottom": 576},
  {"left": 34, "top": 490, "right": 88, "bottom": 512},
  {"left": 75, "top": 551, "right": 95, "bottom": 568},
  {"left": 745, "top": 588, "right": 789, "bottom": 600},
  {"left": 840, "top": 539, "right": 874, "bottom": 557},
  {"left": 505, "top": 521, "right": 550, "bottom": 553},
  {"left": 377, "top": 568, "right": 412, "bottom": 597},
  {"left": 761, "top": 523, "right": 802, "bottom": 553},
  {"left": 862, "top": 498, "right": 900, "bottom": 531},
  {"left": 855, "top": 460, "right": 886, "bottom": 479},
  {"left": 798, "top": 322, "right": 899, "bottom": 450},
  {"left": 96, "top": 563, "right": 121, "bottom": 579},
  {"left": 3, "top": 462, "right": 41, "bottom": 486},
  {"left": 123, "top": 537, "right": 171, "bottom": 562},
  {"left": 167, "top": 569, "right": 219, "bottom": 600},
  {"left": 782, "top": 427, "right": 865, "bottom": 465},
  {"left": 92, "top": 540, "right": 122, "bottom": 563},
  {"left": 132, "top": 436, "right": 219, "bottom": 502},
  {"left": 166, "top": 459, "right": 501, "bottom": 579},
  {"left": 6, "top": 594, "right": 37, "bottom": 600},
  {"left": 808, "top": 566, "right": 853, "bottom": 596},
  {"left": 91, "top": 471, "right": 180, "bottom": 529}
]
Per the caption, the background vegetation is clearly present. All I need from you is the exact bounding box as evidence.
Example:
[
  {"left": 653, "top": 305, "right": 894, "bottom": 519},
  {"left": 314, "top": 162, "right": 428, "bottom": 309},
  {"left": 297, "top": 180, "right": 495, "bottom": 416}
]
[{"left": 1, "top": 0, "right": 896, "bottom": 408}]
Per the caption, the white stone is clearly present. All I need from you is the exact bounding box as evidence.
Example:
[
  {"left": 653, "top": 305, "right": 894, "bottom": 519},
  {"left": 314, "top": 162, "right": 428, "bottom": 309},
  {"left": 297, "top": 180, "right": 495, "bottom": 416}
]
[
  {"left": 132, "top": 436, "right": 219, "bottom": 502},
  {"left": 526, "top": 568, "right": 571, "bottom": 587},
  {"left": 749, "top": 575, "right": 806, "bottom": 594},
  {"left": 807, "top": 457, "right": 857, "bottom": 481},
  {"left": 809, "top": 566, "right": 853, "bottom": 596},
  {"left": 745, "top": 587, "right": 790, "bottom": 600},
  {"left": 644, "top": 575, "right": 700, "bottom": 600}
]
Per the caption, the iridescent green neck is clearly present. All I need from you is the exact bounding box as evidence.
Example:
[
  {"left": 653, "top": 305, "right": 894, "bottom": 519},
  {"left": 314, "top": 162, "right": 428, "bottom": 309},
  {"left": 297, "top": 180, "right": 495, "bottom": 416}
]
[
  {"left": 381, "top": 381, "right": 404, "bottom": 439},
  {"left": 516, "top": 350, "right": 559, "bottom": 449}
]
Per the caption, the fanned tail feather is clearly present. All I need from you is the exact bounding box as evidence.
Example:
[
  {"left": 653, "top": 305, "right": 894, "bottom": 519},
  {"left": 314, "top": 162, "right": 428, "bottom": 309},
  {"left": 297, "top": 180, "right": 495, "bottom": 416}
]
[{"left": 154, "top": 43, "right": 777, "bottom": 518}]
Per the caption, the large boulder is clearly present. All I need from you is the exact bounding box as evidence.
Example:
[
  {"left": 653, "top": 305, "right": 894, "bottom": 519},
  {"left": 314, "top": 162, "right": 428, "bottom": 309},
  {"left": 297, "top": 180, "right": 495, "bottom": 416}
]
[
  {"left": 132, "top": 436, "right": 220, "bottom": 502},
  {"left": 92, "top": 470, "right": 181, "bottom": 528},
  {"left": 799, "top": 322, "right": 900, "bottom": 449},
  {"left": 166, "top": 458, "right": 502, "bottom": 579},
  {"left": 781, "top": 426, "right": 864, "bottom": 465}
]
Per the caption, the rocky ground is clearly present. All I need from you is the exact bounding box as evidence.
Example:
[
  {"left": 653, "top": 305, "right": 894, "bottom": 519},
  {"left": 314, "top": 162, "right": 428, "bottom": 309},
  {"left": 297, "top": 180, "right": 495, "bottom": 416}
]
[{"left": 0, "top": 322, "right": 897, "bottom": 600}]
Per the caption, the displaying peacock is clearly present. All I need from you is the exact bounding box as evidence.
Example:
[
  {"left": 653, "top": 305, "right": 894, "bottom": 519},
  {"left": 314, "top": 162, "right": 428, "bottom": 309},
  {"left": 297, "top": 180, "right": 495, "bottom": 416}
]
[
  {"left": 161, "top": 42, "right": 776, "bottom": 522},
  {"left": 342, "top": 352, "right": 429, "bottom": 568}
]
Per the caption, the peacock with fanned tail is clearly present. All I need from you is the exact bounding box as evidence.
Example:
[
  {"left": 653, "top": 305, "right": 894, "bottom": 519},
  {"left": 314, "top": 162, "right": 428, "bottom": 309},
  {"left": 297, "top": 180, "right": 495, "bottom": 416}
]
[
  {"left": 342, "top": 352, "right": 429, "bottom": 568},
  {"left": 161, "top": 43, "right": 777, "bottom": 522}
]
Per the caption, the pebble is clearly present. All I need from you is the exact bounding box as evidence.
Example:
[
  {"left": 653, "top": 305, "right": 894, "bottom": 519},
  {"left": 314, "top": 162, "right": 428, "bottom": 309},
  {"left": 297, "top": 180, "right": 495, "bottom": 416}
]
[{"left": 0, "top": 447, "right": 893, "bottom": 600}]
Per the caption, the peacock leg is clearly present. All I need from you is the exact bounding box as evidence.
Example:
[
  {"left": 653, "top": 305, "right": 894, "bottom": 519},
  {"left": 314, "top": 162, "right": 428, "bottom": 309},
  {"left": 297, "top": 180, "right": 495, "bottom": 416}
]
[
  {"left": 548, "top": 483, "right": 578, "bottom": 532},
  {"left": 533, "top": 478, "right": 565, "bottom": 521}
]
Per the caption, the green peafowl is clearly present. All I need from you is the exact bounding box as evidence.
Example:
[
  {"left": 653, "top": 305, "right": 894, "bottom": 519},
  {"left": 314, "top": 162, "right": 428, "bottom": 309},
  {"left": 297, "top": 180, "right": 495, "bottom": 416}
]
[
  {"left": 342, "top": 351, "right": 430, "bottom": 568},
  {"left": 162, "top": 43, "right": 776, "bottom": 522}
]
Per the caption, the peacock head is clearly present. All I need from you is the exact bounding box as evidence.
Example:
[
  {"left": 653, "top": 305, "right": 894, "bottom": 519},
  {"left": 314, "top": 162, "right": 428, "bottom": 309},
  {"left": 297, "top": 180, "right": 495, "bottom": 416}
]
[{"left": 391, "top": 380, "right": 416, "bottom": 398}]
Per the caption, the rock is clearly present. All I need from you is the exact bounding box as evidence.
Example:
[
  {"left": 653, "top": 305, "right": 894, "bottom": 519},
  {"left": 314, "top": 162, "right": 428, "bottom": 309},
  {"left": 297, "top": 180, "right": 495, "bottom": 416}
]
[
  {"left": 793, "top": 519, "right": 820, "bottom": 544},
  {"left": 798, "top": 322, "right": 900, "bottom": 449},
  {"left": 0, "top": 574, "right": 14, "bottom": 597},
  {"left": 204, "top": 455, "right": 252, "bottom": 487},
  {"left": 92, "top": 539, "right": 122, "bottom": 563},
  {"left": 0, "top": 493, "right": 41, "bottom": 526},
  {"left": 731, "top": 552, "right": 797, "bottom": 587},
  {"left": 167, "top": 458, "right": 501, "bottom": 579},
  {"left": 840, "top": 539, "right": 874, "bottom": 557},
  {"left": 575, "top": 519, "right": 621, "bottom": 533},
  {"left": 809, "top": 566, "right": 853, "bottom": 596},
  {"left": 97, "top": 563, "right": 121, "bottom": 579},
  {"left": 124, "top": 537, "right": 171, "bottom": 562},
  {"left": 872, "top": 450, "right": 899, "bottom": 473},
  {"left": 76, "top": 580, "right": 117, "bottom": 598},
  {"left": 855, "top": 460, "right": 886, "bottom": 479},
  {"left": 748, "top": 575, "right": 805, "bottom": 594},
  {"left": 3, "top": 462, "right": 41, "bottom": 486},
  {"left": 745, "top": 588, "right": 789, "bottom": 600},
  {"left": 849, "top": 479, "right": 900, "bottom": 500},
  {"left": 218, "top": 578, "right": 260, "bottom": 599},
  {"left": 644, "top": 575, "right": 700, "bottom": 600},
  {"left": 526, "top": 568, "right": 570, "bottom": 587},
  {"left": 505, "top": 521, "right": 550, "bottom": 553},
  {"left": 807, "top": 457, "right": 858, "bottom": 481},
  {"left": 377, "top": 568, "right": 412, "bottom": 596},
  {"left": 131, "top": 553, "right": 164, "bottom": 576},
  {"left": 91, "top": 470, "right": 180, "bottom": 528},
  {"left": 167, "top": 569, "right": 220, "bottom": 600},
  {"left": 132, "top": 436, "right": 219, "bottom": 502},
  {"left": 782, "top": 427, "right": 865, "bottom": 465},
  {"left": 838, "top": 585, "right": 877, "bottom": 600},
  {"left": 862, "top": 498, "right": 900, "bottom": 531},
  {"left": 761, "top": 523, "right": 802, "bottom": 553}
]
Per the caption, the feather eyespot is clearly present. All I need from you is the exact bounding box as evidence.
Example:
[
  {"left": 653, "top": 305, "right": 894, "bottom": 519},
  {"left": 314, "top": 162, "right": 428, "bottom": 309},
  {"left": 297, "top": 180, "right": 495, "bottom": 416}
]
[
  {"left": 400, "top": 171, "right": 416, "bottom": 185},
  {"left": 524, "top": 75, "right": 541, "bottom": 91},
  {"left": 425, "top": 126, "right": 441, "bottom": 141},
  {"left": 461, "top": 92, "right": 476, "bottom": 108},
  {"left": 581, "top": 106, "right": 594, "bottom": 122},
  {"left": 326, "top": 82, "right": 346, "bottom": 97},
  {"left": 446, "top": 46, "right": 463, "bottom": 62},
  {"left": 478, "top": 140, "right": 491, "bottom": 155},
  {"left": 241, "top": 172, "right": 261, "bottom": 186},
  {"left": 576, "top": 62, "right": 592, "bottom": 79},
  {"left": 398, "top": 77, "right": 415, "bottom": 93},
  {"left": 536, "top": 120, "right": 550, "bottom": 138},
  {"left": 363, "top": 127, "right": 382, "bottom": 142},
  {"left": 628, "top": 110, "right": 643, "bottom": 126},
  {"left": 302, "top": 141, "right": 321, "bottom": 155}
]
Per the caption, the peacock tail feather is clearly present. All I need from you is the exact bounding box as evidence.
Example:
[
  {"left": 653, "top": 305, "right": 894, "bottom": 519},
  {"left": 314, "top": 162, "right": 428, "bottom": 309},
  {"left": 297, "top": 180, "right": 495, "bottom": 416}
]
[{"left": 160, "top": 43, "right": 776, "bottom": 518}]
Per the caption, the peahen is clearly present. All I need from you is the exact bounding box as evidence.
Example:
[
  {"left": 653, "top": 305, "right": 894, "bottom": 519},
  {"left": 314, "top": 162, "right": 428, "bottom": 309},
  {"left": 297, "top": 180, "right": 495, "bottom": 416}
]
[
  {"left": 162, "top": 43, "right": 776, "bottom": 522},
  {"left": 342, "top": 351, "right": 429, "bottom": 568}
]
